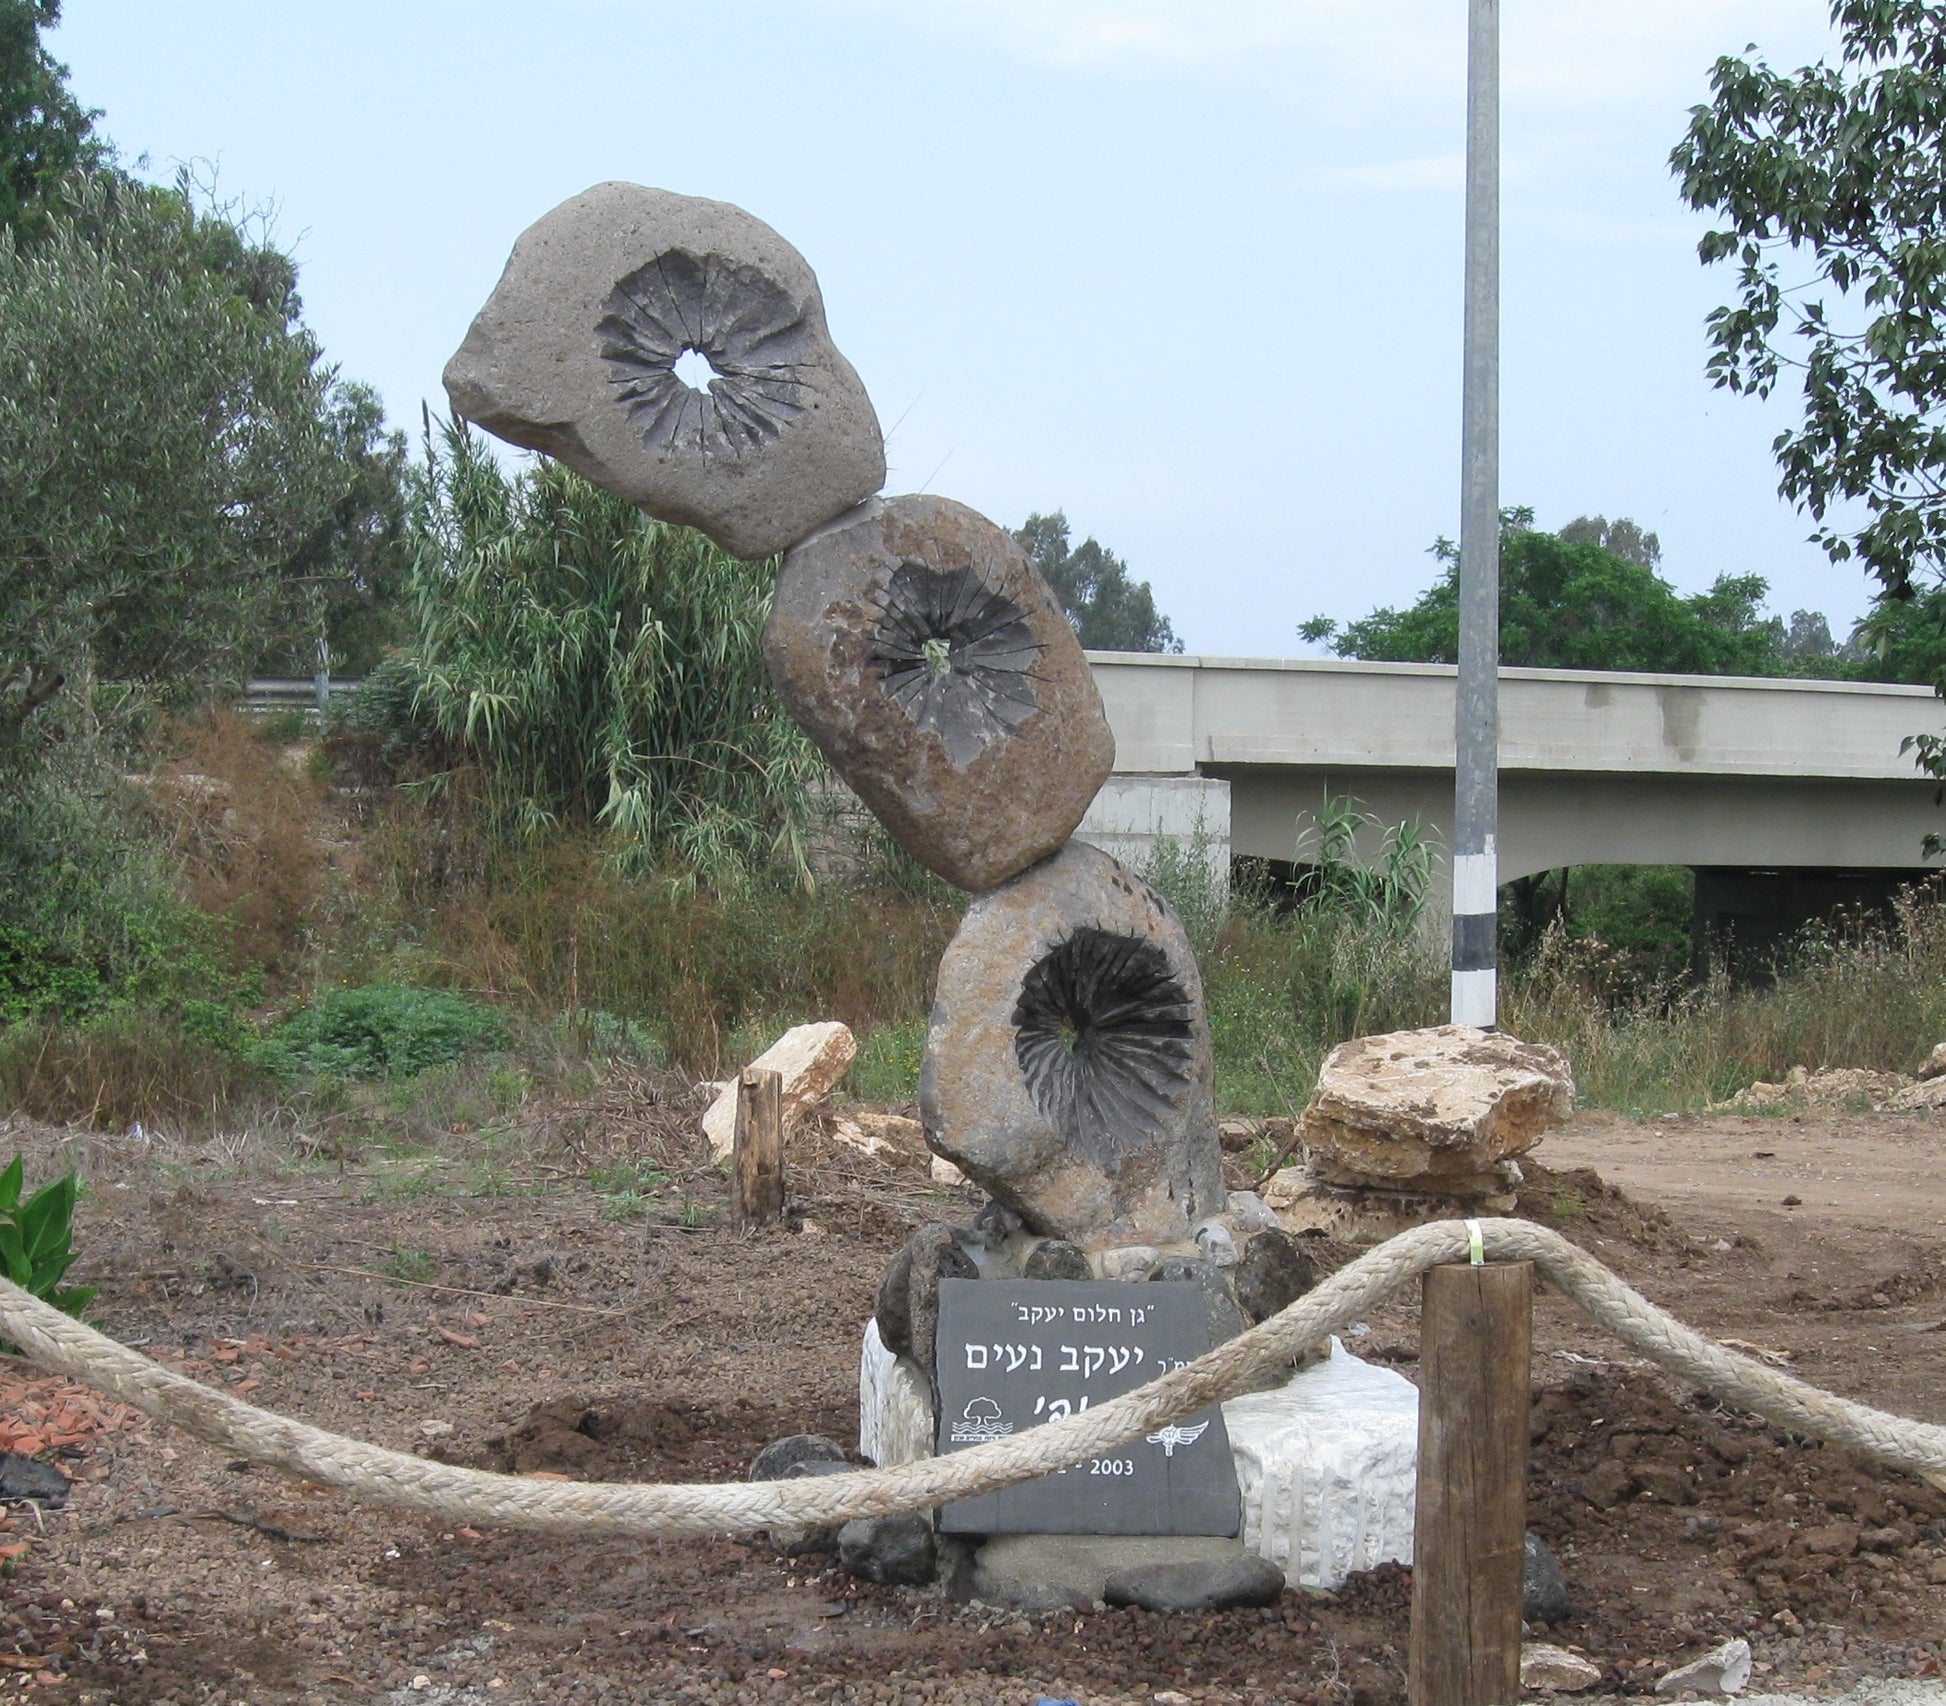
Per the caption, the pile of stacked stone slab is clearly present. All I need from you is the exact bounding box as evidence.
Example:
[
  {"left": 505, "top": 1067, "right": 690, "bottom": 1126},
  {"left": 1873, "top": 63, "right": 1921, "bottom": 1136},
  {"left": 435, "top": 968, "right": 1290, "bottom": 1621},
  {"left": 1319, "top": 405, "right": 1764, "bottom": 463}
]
[
  {"left": 446, "top": 180, "right": 1315, "bottom": 1359},
  {"left": 448, "top": 184, "right": 1414, "bottom": 1604}
]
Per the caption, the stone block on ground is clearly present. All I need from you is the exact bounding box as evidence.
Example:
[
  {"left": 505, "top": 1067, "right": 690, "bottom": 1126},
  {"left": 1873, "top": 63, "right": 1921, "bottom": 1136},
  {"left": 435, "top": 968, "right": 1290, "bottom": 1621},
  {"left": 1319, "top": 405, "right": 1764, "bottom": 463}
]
[
  {"left": 1222, "top": 1337, "right": 1419, "bottom": 1589},
  {"left": 765, "top": 495, "right": 1114, "bottom": 892},
  {"left": 1521, "top": 1643, "right": 1603, "bottom": 1693},
  {"left": 922, "top": 840, "right": 1225, "bottom": 1248},
  {"left": 703, "top": 1021, "right": 857, "bottom": 1160},
  {"left": 1302, "top": 1024, "right": 1573, "bottom": 1196},
  {"left": 828, "top": 1110, "right": 925, "bottom": 1161},
  {"left": 444, "top": 182, "right": 884, "bottom": 561},
  {"left": 1654, "top": 1637, "right": 1753, "bottom": 1696},
  {"left": 1892, "top": 1075, "right": 1946, "bottom": 1112}
]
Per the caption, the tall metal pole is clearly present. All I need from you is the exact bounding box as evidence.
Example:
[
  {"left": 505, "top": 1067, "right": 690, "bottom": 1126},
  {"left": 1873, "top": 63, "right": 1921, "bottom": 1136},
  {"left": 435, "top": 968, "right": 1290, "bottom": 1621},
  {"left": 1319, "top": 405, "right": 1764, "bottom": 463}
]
[{"left": 1452, "top": 0, "right": 1501, "bottom": 1029}]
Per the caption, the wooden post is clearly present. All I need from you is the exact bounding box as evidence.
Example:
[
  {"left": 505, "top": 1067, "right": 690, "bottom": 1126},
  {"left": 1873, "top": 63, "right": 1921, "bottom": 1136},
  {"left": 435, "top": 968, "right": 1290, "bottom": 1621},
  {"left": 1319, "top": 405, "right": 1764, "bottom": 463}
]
[
  {"left": 732, "top": 1067, "right": 784, "bottom": 1230},
  {"left": 1409, "top": 1260, "right": 1533, "bottom": 1706}
]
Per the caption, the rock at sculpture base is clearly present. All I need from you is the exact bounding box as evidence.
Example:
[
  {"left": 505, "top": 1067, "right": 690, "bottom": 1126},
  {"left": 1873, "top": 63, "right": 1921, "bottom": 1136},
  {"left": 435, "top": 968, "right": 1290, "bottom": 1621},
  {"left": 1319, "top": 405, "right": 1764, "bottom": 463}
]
[
  {"left": 1231, "top": 1227, "right": 1316, "bottom": 1325},
  {"left": 873, "top": 1224, "right": 977, "bottom": 1374},
  {"left": 838, "top": 1513, "right": 936, "bottom": 1586},
  {"left": 857, "top": 1328, "right": 1417, "bottom": 1591},
  {"left": 1302, "top": 1024, "right": 1573, "bottom": 1196},
  {"left": 703, "top": 1021, "right": 857, "bottom": 1160},
  {"left": 1102, "top": 1553, "right": 1287, "bottom": 1612},
  {"left": 1150, "top": 1255, "right": 1245, "bottom": 1351},
  {"left": 968, "top": 1534, "right": 1256, "bottom": 1612},
  {"left": 923, "top": 840, "right": 1225, "bottom": 1248},
  {"left": 1020, "top": 1238, "right": 1092, "bottom": 1282},
  {"left": 444, "top": 183, "right": 884, "bottom": 561},
  {"left": 766, "top": 496, "right": 1115, "bottom": 892},
  {"left": 748, "top": 1435, "right": 852, "bottom": 1556},
  {"left": 748, "top": 1433, "right": 849, "bottom": 1481}
]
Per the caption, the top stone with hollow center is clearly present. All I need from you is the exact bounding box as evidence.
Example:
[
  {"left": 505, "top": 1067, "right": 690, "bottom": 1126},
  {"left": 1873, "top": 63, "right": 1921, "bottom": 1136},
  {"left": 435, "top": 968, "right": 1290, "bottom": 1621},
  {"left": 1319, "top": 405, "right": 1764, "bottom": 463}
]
[{"left": 443, "top": 182, "right": 885, "bottom": 561}]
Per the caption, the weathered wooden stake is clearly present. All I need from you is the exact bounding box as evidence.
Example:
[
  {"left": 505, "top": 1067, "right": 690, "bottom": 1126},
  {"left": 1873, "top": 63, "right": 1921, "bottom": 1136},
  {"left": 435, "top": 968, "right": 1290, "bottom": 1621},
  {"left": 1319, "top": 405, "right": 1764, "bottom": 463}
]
[
  {"left": 1408, "top": 1259, "right": 1533, "bottom": 1706},
  {"left": 732, "top": 1066, "right": 785, "bottom": 1230}
]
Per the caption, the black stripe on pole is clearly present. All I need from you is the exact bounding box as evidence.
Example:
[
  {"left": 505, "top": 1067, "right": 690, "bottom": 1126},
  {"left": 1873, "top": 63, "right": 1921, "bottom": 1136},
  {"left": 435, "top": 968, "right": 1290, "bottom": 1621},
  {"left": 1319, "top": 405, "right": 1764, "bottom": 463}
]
[{"left": 1452, "top": 912, "right": 1497, "bottom": 973}]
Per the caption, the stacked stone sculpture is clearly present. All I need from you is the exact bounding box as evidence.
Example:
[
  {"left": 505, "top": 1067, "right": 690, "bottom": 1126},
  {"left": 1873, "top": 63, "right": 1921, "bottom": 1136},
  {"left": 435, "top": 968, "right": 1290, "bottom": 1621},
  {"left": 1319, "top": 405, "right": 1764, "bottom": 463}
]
[{"left": 446, "top": 184, "right": 1312, "bottom": 1392}]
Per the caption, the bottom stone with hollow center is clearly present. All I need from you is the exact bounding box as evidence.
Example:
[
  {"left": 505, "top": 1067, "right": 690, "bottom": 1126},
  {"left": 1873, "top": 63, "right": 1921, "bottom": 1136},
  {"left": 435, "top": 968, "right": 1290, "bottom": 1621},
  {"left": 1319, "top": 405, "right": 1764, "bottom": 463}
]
[{"left": 922, "top": 840, "right": 1224, "bottom": 1249}]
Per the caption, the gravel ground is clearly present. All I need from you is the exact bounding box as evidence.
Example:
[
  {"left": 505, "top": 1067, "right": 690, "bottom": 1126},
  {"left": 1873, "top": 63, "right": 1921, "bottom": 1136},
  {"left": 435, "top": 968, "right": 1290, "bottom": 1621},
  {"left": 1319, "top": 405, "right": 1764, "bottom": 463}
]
[{"left": 1, "top": 1094, "right": 1942, "bottom": 1704}]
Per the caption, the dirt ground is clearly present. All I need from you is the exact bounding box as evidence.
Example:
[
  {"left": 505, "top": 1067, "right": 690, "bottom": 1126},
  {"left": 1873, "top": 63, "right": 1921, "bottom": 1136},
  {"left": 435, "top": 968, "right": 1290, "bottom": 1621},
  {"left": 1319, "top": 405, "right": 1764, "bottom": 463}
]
[{"left": 1, "top": 1088, "right": 1943, "bottom": 1706}]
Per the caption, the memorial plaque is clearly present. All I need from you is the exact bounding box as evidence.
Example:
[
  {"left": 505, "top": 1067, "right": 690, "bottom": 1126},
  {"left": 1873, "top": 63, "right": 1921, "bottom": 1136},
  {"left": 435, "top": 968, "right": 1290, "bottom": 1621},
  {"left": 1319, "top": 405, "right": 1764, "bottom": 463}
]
[{"left": 935, "top": 1279, "right": 1240, "bottom": 1536}]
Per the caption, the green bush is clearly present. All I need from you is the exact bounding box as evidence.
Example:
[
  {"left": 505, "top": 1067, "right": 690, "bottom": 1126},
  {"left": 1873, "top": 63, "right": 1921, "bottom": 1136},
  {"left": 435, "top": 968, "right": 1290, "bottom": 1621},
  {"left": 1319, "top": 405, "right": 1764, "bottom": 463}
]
[
  {"left": 270, "top": 984, "right": 505, "bottom": 1081},
  {"left": 0, "top": 760, "right": 236, "bottom": 1023},
  {"left": 0, "top": 1155, "right": 97, "bottom": 1323}
]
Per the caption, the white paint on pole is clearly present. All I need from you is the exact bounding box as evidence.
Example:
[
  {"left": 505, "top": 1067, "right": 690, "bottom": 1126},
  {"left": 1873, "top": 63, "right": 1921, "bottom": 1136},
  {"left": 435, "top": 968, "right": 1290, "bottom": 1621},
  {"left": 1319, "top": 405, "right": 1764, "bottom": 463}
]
[
  {"left": 1452, "top": 842, "right": 1498, "bottom": 916},
  {"left": 1452, "top": 969, "right": 1498, "bottom": 1030}
]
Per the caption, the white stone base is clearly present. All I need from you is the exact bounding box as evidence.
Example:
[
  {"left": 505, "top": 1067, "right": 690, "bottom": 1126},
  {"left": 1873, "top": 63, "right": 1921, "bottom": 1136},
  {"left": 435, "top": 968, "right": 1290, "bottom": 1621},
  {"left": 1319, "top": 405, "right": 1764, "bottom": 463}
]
[
  {"left": 856, "top": 1326, "right": 1418, "bottom": 1591},
  {"left": 858, "top": 1319, "right": 936, "bottom": 1472},
  {"left": 1222, "top": 1339, "right": 1418, "bottom": 1589}
]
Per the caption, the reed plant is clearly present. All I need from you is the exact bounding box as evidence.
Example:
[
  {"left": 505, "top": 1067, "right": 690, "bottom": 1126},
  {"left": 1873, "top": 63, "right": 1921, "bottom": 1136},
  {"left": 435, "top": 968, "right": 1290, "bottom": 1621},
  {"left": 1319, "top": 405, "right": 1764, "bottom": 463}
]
[{"left": 402, "top": 422, "right": 824, "bottom": 883}]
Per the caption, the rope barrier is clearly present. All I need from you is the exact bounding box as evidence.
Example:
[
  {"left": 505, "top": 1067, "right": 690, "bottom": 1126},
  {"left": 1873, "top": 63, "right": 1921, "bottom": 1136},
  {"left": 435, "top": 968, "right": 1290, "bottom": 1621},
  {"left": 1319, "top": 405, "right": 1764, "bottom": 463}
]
[{"left": 1, "top": 1218, "right": 1941, "bottom": 1536}]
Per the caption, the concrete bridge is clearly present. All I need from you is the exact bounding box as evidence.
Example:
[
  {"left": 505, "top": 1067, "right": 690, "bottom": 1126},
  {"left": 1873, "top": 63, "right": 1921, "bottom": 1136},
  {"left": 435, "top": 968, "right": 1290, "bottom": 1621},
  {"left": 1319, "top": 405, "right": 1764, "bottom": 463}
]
[{"left": 1075, "top": 653, "right": 1943, "bottom": 951}]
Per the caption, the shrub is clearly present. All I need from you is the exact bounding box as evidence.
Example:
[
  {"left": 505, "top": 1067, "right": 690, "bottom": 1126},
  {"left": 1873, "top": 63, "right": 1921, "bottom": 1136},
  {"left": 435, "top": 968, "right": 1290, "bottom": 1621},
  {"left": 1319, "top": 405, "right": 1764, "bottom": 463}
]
[
  {"left": 270, "top": 984, "right": 505, "bottom": 1081},
  {"left": 0, "top": 756, "right": 235, "bottom": 1024},
  {"left": 0, "top": 1155, "right": 98, "bottom": 1323}
]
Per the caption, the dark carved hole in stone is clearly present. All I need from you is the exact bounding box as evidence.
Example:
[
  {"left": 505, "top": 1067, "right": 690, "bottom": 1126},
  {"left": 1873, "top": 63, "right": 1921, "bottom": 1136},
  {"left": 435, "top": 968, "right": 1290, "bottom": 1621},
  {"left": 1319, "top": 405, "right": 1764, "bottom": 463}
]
[
  {"left": 1012, "top": 926, "right": 1195, "bottom": 1172},
  {"left": 871, "top": 561, "right": 1043, "bottom": 769},
  {"left": 598, "top": 249, "right": 811, "bottom": 460}
]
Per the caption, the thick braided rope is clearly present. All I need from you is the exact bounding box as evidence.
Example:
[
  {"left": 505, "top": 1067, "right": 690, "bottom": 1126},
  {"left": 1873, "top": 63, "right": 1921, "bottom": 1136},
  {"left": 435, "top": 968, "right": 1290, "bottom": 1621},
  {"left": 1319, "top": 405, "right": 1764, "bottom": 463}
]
[{"left": 0, "top": 1219, "right": 1940, "bottom": 1534}]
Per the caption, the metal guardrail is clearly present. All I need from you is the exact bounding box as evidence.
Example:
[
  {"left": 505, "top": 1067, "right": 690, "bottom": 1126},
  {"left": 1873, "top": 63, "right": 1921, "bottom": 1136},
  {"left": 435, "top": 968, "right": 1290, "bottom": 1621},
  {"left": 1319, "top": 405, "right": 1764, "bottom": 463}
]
[{"left": 241, "top": 678, "right": 365, "bottom": 721}]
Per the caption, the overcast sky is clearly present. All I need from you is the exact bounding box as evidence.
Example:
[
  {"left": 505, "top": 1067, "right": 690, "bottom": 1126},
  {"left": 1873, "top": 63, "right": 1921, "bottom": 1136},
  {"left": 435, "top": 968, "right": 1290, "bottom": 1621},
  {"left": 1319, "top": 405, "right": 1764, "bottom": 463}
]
[{"left": 53, "top": 0, "right": 1859, "bottom": 656}]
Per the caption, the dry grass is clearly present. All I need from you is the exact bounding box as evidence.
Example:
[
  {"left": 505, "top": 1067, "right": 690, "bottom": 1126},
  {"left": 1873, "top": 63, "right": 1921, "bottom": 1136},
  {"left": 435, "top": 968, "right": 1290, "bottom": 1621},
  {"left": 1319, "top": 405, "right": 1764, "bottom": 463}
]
[{"left": 148, "top": 712, "right": 327, "bottom": 989}]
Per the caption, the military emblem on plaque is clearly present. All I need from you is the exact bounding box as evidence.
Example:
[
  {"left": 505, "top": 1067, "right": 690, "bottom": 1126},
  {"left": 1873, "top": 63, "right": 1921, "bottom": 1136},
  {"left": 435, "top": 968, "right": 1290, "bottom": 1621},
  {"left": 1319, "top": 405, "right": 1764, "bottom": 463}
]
[{"left": 933, "top": 1278, "right": 1241, "bottom": 1536}]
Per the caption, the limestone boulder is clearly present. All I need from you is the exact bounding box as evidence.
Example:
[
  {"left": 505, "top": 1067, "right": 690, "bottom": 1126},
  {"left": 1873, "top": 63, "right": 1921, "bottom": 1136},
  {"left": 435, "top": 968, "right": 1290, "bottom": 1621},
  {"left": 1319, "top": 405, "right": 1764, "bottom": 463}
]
[
  {"left": 921, "top": 841, "right": 1225, "bottom": 1247},
  {"left": 444, "top": 182, "right": 884, "bottom": 561},
  {"left": 1520, "top": 1645, "right": 1601, "bottom": 1694},
  {"left": 1302, "top": 1025, "right": 1573, "bottom": 1196},
  {"left": 1892, "top": 1075, "right": 1946, "bottom": 1112},
  {"left": 703, "top": 1021, "right": 857, "bottom": 1160},
  {"left": 765, "top": 496, "right": 1114, "bottom": 892},
  {"left": 1919, "top": 1040, "right": 1946, "bottom": 1081}
]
